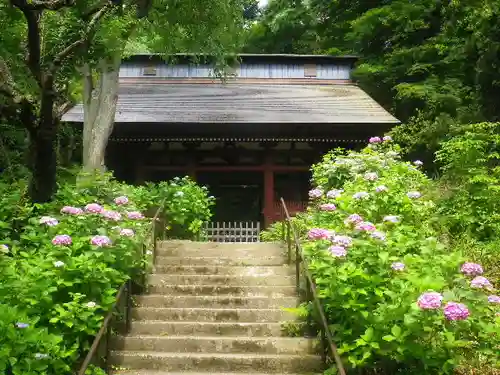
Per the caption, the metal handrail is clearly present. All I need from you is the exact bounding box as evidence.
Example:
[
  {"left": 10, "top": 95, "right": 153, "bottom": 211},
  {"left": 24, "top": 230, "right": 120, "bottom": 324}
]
[
  {"left": 77, "top": 202, "right": 165, "bottom": 375},
  {"left": 280, "top": 197, "right": 346, "bottom": 375}
]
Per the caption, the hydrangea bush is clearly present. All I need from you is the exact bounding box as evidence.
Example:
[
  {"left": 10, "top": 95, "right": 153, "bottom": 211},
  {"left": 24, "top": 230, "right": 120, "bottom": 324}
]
[
  {"left": 0, "top": 171, "right": 215, "bottom": 374},
  {"left": 303, "top": 139, "right": 499, "bottom": 373}
]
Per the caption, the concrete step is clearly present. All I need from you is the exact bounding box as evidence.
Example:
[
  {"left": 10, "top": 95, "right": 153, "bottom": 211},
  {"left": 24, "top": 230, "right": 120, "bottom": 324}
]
[
  {"left": 128, "top": 321, "right": 289, "bottom": 337},
  {"left": 153, "top": 265, "right": 294, "bottom": 276},
  {"left": 156, "top": 241, "right": 284, "bottom": 258},
  {"left": 134, "top": 295, "right": 298, "bottom": 309},
  {"left": 110, "top": 351, "right": 324, "bottom": 373},
  {"left": 132, "top": 307, "right": 296, "bottom": 322},
  {"left": 154, "top": 256, "right": 287, "bottom": 266},
  {"left": 148, "top": 274, "right": 295, "bottom": 287},
  {"left": 146, "top": 284, "right": 297, "bottom": 297},
  {"left": 113, "top": 336, "right": 318, "bottom": 355}
]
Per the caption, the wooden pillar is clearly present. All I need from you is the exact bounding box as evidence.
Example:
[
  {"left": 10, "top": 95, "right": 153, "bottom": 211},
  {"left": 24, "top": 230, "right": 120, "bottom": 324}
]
[{"left": 263, "top": 156, "right": 275, "bottom": 228}]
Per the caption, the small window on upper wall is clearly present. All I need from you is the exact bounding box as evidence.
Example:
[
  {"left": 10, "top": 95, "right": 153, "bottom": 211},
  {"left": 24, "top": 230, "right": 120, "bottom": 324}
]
[
  {"left": 142, "top": 66, "right": 157, "bottom": 76},
  {"left": 304, "top": 63, "right": 317, "bottom": 77}
]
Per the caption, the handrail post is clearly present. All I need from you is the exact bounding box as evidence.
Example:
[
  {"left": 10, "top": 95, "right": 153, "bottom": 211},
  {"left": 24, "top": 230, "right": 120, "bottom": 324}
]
[
  {"left": 125, "top": 279, "right": 132, "bottom": 334},
  {"left": 295, "top": 243, "right": 300, "bottom": 293},
  {"left": 286, "top": 221, "right": 291, "bottom": 265}
]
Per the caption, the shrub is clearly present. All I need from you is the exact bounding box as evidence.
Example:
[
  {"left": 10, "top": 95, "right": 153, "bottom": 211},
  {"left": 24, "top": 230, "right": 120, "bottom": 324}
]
[
  {"left": 301, "top": 138, "right": 499, "bottom": 374},
  {"left": 0, "top": 171, "right": 214, "bottom": 374}
]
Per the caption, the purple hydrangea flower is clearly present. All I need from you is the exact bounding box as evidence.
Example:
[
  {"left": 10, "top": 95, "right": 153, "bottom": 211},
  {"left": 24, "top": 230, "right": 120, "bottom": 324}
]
[
  {"left": 371, "top": 231, "right": 386, "bottom": 241},
  {"left": 487, "top": 295, "right": 500, "bottom": 304},
  {"left": 127, "top": 211, "right": 145, "bottom": 220},
  {"left": 470, "top": 276, "right": 493, "bottom": 290},
  {"left": 120, "top": 228, "right": 134, "bottom": 237},
  {"left": 16, "top": 322, "right": 29, "bottom": 328},
  {"left": 383, "top": 135, "right": 392, "bottom": 142},
  {"left": 326, "top": 189, "right": 343, "bottom": 199},
  {"left": 52, "top": 234, "right": 72, "bottom": 246},
  {"left": 40, "top": 216, "right": 58, "bottom": 226},
  {"left": 0, "top": 244, "right": 9, "bottom": 253},
  {"left": 60, "top": 206, "right": 83, "bottom": 215},
  {"left": 101, "top": 210, "right": 122, "bottom": 221},
  {"left": 417, "top": 292, "right": 443, "bottom": 310},
  {"left": 383, "top": 215, "right": 400, "bottom": 223},
  {"left": 308, "top": 188, "right": 323, "bottom": 199},
  {"left": 308, "top": 228, "right": 333, "bottom": 240},
  {"left": 329, "top": 245, "right": 347, "bottom": 258},
  {"left": 319, "top": 203, "right": 337, "bottom": 211},
  {"left": 391, "top": 262, "right": 405, "bottom": 271},
  {"left": 353, "top": 192, "right": 370, "bottom": 200},
  {"left": 355, "top": 221, "right": 376, "bottom": 232},
  {"left": 364, "top": 172, "right": 378, "bottom": 181},
  {"left": 369, "top": 136, "right": 382, "bottom": 144},
  {"left": 90, "top": 235, "right": 112, "bottom": 247},
  {"left": 375, "top": 185, "right": 388, "bottom": 193},
  {"left": 332, "top": 235, "right": 353, "bottom": 248},
  {"left": 85, "top": 203, "right": 103, "bottom": 214},
  {"left": 443, "top": 302, "right": 470, "bottom": 321},
  {"left": 114, "top": 196, "right": 129, "bottom": 205},
  {"left": 414, "top": 160, "right": 424, "bottom": 167},
  {"left": 460, "top": 262, "right": 484, "bottom": 276},
  {"left": 344, "top": 214, "right": 363, "bottom": 226},
  {"left": 407, "top": 191, "right": 422, "bottom": 199}
]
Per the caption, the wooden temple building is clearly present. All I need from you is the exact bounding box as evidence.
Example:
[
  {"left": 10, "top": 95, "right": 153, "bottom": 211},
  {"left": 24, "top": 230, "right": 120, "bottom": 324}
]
[{"left": 63, "top": 54, "right": 399, "bottom": 229}]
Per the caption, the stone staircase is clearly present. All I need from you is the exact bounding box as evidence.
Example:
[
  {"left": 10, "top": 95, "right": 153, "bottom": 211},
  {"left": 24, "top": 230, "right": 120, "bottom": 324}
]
[{"left": 111, "top": 240, "right": 323, "bottom": 375}]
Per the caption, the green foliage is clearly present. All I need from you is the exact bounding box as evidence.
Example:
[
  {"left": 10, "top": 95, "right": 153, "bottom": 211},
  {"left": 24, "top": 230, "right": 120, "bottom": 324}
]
[
  {"left": 300, "top": 140, "right": 499, "bottom": 373},
  {"left": 260, "top": 213, "right": 308, "bottom": 242},
  {"left": 0, "top": 171, "right": 213, "bottom": 373}
]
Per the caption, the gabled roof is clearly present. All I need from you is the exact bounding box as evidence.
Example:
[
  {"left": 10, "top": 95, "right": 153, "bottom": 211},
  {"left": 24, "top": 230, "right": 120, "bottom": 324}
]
[{"left": 62, "top": 81, "right": 399, "bottom": 124}]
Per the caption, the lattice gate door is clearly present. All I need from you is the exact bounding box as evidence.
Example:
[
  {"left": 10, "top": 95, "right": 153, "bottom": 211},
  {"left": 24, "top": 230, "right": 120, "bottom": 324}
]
[{"left": 203, "top": 221, "right": 261, "bottom": 242}]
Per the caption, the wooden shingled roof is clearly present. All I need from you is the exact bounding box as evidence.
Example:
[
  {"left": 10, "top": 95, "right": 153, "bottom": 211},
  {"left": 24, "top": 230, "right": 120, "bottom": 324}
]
[{"left": 62, "top": 82, "right": 399, "bottom": 124}]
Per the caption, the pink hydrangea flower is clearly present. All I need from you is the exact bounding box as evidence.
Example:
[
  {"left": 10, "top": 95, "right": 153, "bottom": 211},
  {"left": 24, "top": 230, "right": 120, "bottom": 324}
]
[
  {"left": 355, "top": 221, "right": 376, "bottom": 232},
  {"left": 407, "top": 191, "right": 422, "bottom": 199},
  {"left": 120, "top": 228, "right": 134, "bottom": 237},
  {"left": 443, "top": 302, "right": 470, "bottom": 321},
  {"left": 308, "top": 188, "right": 323, "bottom": 199},
  {"left": 326, "top": 189, "right": 343, "bottom": 199},
  {"left": 344, "top": 214, "right": 363, "bottom": 225},
  {"left": 470, "top": 276, "right": 493, "bottom": 290},
  {"left": 320, "top": 203, "right": 337, "bottom": 211},
  {"left": 487, "top": 295, "right": 500, "bottom": 304},
  {"left": 101, "top": 210, "right": 122, "bottom": 221},
  {"left": 375, "top": 185, "right": 388, "bottom": 193},
  {"left": 85, "top": 203, "right": 103, "bottom": 214},
  {"left": 52, "top": 235, "right": 72, "bottom": 246},
  {"left": 40, "top": 216, "right": 58, "bottom": 226},
  {"left": 90, "top": 235, "right": 112, "bottom": 247},
  {"left": 369, "top": 136, "right": 382, "bottom": 144},
  {"left": 417, "top": 292, "right": 443, "bottom": 310},
  {"left": 329, "top": 245, "right": 347, "bottom": 258},
  {"left": 332, "top": 235, "right": 353, "bottom": 247},
  {"left": 114, "top": 196, "right": 129, "bottom": 205},
  {"left": 383, "top": 135, "right": 392, "bottom": 142},
  {"left": 371, "top": 231, "right": 386, "bottom": 241},
  {"left": 460, "top": 262, "right": 483, "bottom": 276},
  {"left": 364, "top": 172, "right": 378, "bottom": 181},
  {"left": 391, "top": 262, "right": 405, "bottom": 271},
  {"left": 127, "top": 211, "right": 145, "bottom": 220},
  {"left": 60, "top": 206, "right": 83, "bottom": 215},
  {"left": 308, "top": 228, "right": 333, "bottom": 240}
]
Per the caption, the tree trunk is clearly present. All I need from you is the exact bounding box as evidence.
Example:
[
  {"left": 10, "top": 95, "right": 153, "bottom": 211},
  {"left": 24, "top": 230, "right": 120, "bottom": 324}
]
[
  {"left": 28, "top": 76, "right": 58, "bottom": 203},
  {"left": 82, "top": 53, "right": 122, "bottom": 172}
]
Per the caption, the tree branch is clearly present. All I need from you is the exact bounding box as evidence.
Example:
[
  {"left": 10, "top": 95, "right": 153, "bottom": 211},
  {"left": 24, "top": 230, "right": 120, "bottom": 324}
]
[{"left": 49, "top": 2, "right": 113, "bottom": 73}]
